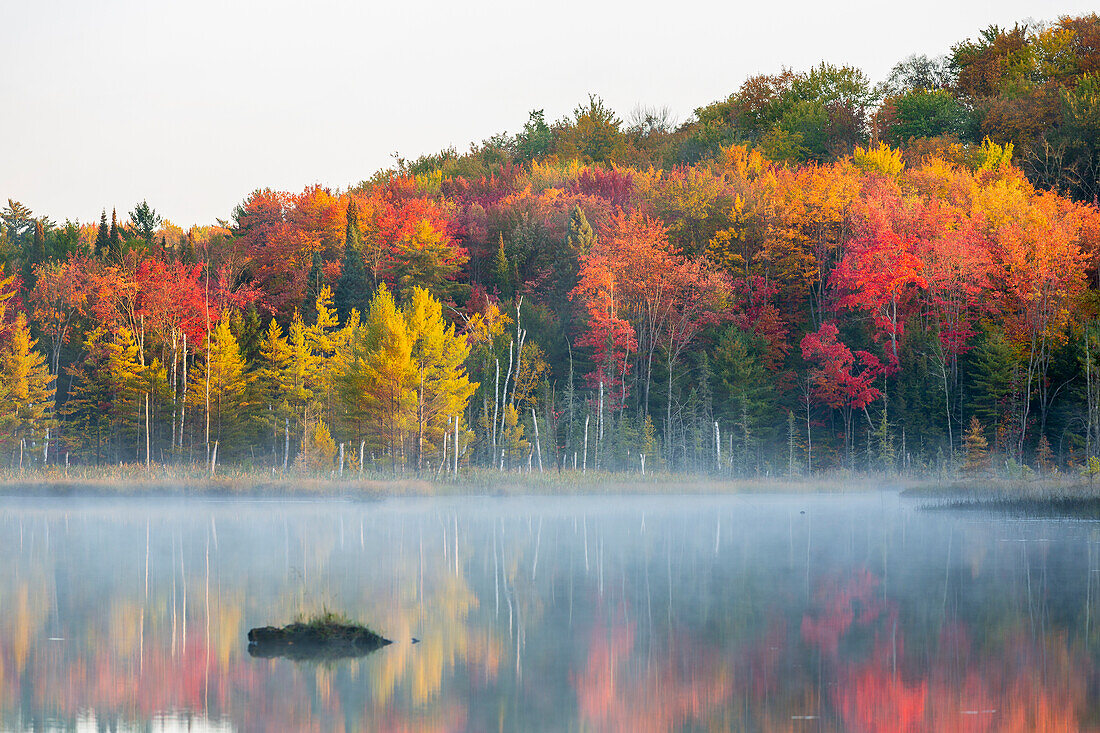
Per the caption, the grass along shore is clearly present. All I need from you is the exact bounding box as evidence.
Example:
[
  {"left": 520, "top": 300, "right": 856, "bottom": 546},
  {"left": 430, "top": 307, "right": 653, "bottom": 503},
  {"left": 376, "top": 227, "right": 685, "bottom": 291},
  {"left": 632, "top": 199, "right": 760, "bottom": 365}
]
[
  {"left": 0, "top": 464, "right": 1098, "bottom": 499},
  {"left": 0, "top": 464, "right": 921, "bottom": 497}
]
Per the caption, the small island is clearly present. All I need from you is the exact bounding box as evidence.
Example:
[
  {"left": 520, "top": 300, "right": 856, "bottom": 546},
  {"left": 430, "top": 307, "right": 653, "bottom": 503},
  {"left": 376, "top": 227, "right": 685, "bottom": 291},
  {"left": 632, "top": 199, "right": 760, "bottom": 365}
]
[{"left": 247, "top": 613, "right": 391, "bottom": 661}]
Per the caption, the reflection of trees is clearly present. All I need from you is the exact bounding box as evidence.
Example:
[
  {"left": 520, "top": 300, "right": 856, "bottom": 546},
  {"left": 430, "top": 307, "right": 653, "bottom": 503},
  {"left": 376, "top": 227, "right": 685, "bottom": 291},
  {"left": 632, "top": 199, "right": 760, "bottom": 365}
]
[
  {"left": 3, "top": 505, "right": 1100, "bottom": 731},
  {"left": 573, "top": 611, "right": 730, "bottom": 731}
]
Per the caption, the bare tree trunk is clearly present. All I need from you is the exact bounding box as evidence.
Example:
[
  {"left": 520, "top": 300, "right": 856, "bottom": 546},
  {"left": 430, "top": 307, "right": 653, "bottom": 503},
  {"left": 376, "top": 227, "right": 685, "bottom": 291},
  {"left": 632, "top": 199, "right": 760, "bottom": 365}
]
[
  {"left": 531, "top": 407, "right": 543, "bottom": 473},
  {"left": 499, "top": 340, "right": 514, "bottom": 437},
  {"left": 492, "top": 358, "right": 500, "bottom": 451},
  {"left": 145, "top": 392, "right": 151, "bottom": 469},
  {"left": 283, "top": 418, "right": 289, "bottom": 471},
  {"left": 583, "top": 415, "right": 589, "bottom": 474},
  {"left": 180, "top": 333, "right": 187, "bottom": 450},
  {"left": 596, "top": 381, "right": 603, "bottom": 471}
]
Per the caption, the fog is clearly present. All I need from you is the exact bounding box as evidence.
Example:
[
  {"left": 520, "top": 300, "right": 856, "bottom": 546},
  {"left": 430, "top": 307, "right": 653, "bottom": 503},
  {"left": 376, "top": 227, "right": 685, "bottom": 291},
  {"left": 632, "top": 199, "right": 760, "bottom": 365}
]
[{"left": 1, "top": 492, "right": 1097, "bottom": 730}]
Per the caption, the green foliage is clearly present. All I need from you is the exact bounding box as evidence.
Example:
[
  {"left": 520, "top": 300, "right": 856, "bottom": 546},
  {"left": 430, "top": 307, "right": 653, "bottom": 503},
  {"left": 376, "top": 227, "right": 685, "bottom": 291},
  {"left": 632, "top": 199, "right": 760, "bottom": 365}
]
[
  {"left": 335, "top": 200, "right": 369, "bottom": 322},
  {"left": 882, "top": 89, "right": 973, "bottom": 145}
]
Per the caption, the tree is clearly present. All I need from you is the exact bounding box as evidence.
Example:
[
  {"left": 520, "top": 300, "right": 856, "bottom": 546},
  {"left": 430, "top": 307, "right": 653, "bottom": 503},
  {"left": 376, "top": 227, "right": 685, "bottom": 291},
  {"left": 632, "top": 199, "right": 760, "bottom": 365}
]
[
  {"left": 962, "top": 416, "right": 989, "bottom": 472},
  {"left": 301, "top": 418, "right": 337, "bottom": 472},
  {"left": 831, "top": 195, "right": 928, "bottom": 370},
  {"left": 385, "top": 218, "right": 468, "bottom": 303},
  {"left": 500, "top": 404, "right": 529, "bottom": 468},
  {"left": 1, "top": 199, "right": 33, "bottom": 236},
  {"left": 558, "top": 95, "right": 626, "bottom": 164},
  {"left": 255, "top": 318, "right": 293, "bottom": 460},
  {"left": 337, "top": 284, "right": 417, "bottom": 467},
  {"left": 105, "top": 326, "right": 144, "bottom": 460},
  {"left": 108, "top": 209, "right": 122, "bottom": 261},
  {"left": 801, "top": 322, "right": 885, "bottom": 467},
  {"left": 515, "top": 109, "right": 553, "bottom": 162},
  {"left": 28, "top": 259, "right": 88, "bottom": 376},
  {"left": 187, "top": 315, "right": 251, "bottom": 453},
  {"left": 492, "top": 233, "right": 513, "bottom": 299},
  {"left": 0, "top": 313, "right": 56, "bottom": 459},
  {"left": 62, "top": 328, "right": 113, "bottom": 463},
  {"left": 404, "top": 286, "right": 477, "bottom": 472},
  {"left": 334, "top": 199, "right": 369, "bottom": 321},
  {"left": 95, "top": 210, "right": 110, "bottom": 259},
  {"left": 879, "top": 89, "right": 972, "bottom": 146},
  {"left": 126, "top": 200, "right": 162, "bottom": 247}
]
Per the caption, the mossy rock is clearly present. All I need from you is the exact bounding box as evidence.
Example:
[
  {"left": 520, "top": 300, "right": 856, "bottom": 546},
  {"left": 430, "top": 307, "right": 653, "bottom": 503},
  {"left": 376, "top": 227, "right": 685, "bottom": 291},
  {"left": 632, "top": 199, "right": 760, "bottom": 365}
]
[{"left": 247, "top": 620, "right": 391, "bottom": 661}]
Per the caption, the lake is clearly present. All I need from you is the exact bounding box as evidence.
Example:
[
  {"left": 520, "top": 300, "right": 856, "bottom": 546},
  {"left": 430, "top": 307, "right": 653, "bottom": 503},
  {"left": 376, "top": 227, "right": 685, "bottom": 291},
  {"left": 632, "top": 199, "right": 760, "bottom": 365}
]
[{"left": 0, "top": 492, "right": 1096, "bottom": 731}]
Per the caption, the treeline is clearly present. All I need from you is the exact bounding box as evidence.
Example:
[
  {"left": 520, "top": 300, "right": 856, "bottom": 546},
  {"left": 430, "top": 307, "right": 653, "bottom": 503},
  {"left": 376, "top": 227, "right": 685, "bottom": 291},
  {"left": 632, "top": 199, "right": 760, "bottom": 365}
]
[{"left": 1, "top": 14, "right": 1100, "bottom": 476}]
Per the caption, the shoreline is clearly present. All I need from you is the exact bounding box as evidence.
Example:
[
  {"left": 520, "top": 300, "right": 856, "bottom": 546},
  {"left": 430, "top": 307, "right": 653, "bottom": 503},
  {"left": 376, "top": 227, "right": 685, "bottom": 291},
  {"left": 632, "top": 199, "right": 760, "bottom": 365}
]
[{"left": 0, "top": 469, "right": 1094, "bottom": 500}]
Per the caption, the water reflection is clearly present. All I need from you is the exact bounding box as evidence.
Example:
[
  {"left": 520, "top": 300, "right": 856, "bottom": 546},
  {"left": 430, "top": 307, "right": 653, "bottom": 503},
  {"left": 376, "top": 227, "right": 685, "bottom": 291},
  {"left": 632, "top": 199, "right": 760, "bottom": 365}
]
[{"left": 0, "top": 494, "right": 1097, "bottom": 731}]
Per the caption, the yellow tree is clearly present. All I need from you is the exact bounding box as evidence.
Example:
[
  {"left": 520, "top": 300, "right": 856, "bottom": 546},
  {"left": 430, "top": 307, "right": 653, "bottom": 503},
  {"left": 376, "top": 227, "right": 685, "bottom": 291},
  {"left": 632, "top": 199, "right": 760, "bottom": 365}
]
[
  {"left": 0, "top": 312, "right": 56, "bottom": 461},
  {"left": 403, "top": 287, "right": 478, "bottom": 472},
  {"left": 187, "top": 315, "right": 252, "bottom": 453},
  {"left": 106, "top": 326, "right": 144, "bottom": 460},
  {"left": 255, "top": 318, "right": 293, "bottom": 459},
  {"left": 286, "top": 310, "right": 322, "bottom": 449},
  {"left": 363, "top": 285, "right": 415, "bottom": 466}
]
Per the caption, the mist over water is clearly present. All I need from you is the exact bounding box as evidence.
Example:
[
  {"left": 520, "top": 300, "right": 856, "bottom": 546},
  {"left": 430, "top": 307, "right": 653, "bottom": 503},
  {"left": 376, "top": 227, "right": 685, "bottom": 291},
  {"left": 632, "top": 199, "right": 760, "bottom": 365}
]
[{"left": 1, "top": 492, "right": 1097, "bottom": 731}]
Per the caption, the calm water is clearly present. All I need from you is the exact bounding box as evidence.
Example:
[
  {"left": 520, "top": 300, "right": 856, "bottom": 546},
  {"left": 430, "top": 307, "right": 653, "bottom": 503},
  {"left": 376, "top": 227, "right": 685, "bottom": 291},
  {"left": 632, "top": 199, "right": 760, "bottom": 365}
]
[{"left": 0, "top": 492, "right": 1098, "bottom": 732}]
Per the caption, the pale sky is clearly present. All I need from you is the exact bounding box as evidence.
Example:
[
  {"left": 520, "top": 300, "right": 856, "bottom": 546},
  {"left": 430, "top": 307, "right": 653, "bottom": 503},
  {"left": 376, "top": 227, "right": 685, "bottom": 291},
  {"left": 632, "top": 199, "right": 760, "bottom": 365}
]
[{"left": 2, "top": 0, "right": 1095, "bottom": 226}]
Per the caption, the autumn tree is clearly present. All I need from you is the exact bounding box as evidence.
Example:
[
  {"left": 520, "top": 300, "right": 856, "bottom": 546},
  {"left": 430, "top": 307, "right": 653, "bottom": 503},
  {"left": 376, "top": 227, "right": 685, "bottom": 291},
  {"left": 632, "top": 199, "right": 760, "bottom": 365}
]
[
  {"left": 404, "top": 286, "right": 477, "bottom": 472},
  {"left": 187, "top": 315, "right": 252, "bottom": 454},
  {"left": 0, "top": 313, "right": 56, "bottom": 460}
]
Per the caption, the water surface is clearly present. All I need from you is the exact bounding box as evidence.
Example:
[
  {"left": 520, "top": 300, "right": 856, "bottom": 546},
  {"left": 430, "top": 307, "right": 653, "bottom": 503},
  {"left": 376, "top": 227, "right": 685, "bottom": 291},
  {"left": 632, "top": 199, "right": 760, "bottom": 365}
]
[{"left": 1, "top": 492, "right": 1097, "bottom": 731}]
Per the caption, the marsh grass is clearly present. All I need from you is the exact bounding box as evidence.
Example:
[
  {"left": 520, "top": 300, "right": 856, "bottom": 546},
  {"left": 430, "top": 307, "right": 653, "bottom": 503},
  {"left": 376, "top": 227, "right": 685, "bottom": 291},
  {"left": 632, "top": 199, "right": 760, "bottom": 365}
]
[
  {"left": 0, "top": 463, "right": 909, "bottom": 497},
  {"left": 7, "top": 463, "right": 1091, "bottom": 500}
]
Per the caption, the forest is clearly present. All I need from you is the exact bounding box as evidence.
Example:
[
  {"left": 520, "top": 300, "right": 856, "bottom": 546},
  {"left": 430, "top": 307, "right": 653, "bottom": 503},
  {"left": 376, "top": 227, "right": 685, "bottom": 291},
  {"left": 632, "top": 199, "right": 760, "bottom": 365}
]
[{"left": 1, "top": 14, "right": 1099, "bottom": 477}]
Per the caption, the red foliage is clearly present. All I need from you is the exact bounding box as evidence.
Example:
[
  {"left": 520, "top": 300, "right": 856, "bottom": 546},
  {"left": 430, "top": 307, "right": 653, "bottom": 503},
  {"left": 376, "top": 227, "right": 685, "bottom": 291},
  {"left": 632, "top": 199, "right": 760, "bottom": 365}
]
[{"left": 800, "top": 322, "right": 884, "bottom": 412}]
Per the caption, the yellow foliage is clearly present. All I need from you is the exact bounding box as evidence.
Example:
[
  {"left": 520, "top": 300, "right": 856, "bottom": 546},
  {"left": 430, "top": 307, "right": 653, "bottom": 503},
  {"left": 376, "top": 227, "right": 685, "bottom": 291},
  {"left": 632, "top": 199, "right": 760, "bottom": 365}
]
[
  {"left": 852, "top": 142, "right": 904, "bottom": 177},
  {"left": 302, "top": 419, "right": 337, "bottom": 471},
  {"left": 970, "top": 137, "right": 1014, "bottom": 172}
]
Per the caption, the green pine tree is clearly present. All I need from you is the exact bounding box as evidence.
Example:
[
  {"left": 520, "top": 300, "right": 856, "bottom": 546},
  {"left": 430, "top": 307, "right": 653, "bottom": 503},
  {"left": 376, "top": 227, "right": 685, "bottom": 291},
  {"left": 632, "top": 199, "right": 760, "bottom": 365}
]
[
  {"left": 335, "top": 199, "right": 369, "bottom": 322},
  {"left": 63, "top": 328, "right": 113, "bottom": 464},
  {"left": 95, "top": 210, "right": 110, "bottom": 259}
]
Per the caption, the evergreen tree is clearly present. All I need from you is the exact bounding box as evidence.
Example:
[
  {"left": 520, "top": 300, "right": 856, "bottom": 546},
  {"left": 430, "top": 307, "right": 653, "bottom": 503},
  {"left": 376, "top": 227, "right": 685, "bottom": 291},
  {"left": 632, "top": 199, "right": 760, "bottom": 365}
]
[
  {"left": 95, "top": 210, "right": 110, "bottom": 259},
  {"left": 334, "top": 199, "right": 369, "bottom": 322},
  {"left": 181, "top": 231, "right": 197, "bottom": 264},
  {"left": 108, "top": 208, "right": 121, "bottom": 261},
  {"left": 62, "top": 328, "right": 113, "bottom": 464},
  {"left": 970, "top": 326, "right": 1017, "bottom": 451},
  {"left": 302, "top": 250, "right": 323, "bottom": 322},
  {"left": 126, "top": 200, "right": 161, "bottom": 247},
  {"left": 23, "top": 220, "right": 46, "bottom": 289},
  {"left": 235, "top": 307, "right": 263, "bottom": 365},
  {"left": 0, "top": 313, "right": 56, "bottom": 458}
]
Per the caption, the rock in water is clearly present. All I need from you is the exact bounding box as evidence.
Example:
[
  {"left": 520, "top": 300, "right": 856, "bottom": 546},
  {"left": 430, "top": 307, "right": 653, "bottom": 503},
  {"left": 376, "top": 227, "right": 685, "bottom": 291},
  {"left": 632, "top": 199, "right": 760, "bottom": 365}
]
[{"left": 247, "top": 620, "right": 391, "bottom": 661}]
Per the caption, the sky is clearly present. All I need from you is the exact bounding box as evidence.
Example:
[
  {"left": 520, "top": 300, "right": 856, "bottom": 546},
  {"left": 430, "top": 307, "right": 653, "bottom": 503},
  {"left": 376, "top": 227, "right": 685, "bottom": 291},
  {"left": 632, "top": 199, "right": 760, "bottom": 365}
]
[{"left": 2, "top": 0, "right": 1096, "bottom": 227}]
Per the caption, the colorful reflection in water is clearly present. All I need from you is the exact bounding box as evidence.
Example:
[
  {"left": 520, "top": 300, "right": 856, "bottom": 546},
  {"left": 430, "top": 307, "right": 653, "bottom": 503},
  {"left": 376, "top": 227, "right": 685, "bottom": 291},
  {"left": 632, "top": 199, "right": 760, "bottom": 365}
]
[{"left": 0, "top": 494, "right": 1098, "bottom": 731}]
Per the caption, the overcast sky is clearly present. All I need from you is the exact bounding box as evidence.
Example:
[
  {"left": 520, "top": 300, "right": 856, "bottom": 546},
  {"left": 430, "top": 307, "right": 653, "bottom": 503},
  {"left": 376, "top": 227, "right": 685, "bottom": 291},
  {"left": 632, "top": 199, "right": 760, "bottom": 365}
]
[{"left": 2, "top": 0, "right": 1095, "bottom": 226}]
